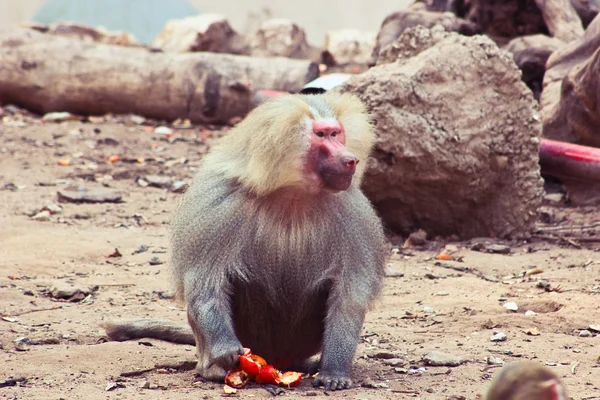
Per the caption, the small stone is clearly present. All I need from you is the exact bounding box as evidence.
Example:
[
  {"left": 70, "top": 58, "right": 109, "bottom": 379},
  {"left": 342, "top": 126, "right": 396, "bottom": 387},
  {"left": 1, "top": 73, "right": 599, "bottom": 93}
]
[
  {"left": 486, "top": 356, "right": 504, "bottom": 365},
  {"left": 407, "top": 367, "right": 427, "bottom": 375},
  {"left": 367, "top": 351, "right": 403, "bottom": 360},
  {"left": 525, "top": 310, "right": 537, "bottom": 316},
  {"left": 154, "top": 126, "right": 173, "bottom": 135},
  {"left": 422, "top": 351, "right": 465, "bottom": 367},
  {"left": 129, "top": 115, "right": 146, "bottom": 125},
  {"left": 144, "top": 175, "right": 173, "bottom": 189},
  {"left": 394, "top": 368, "right": 409, "bottom": 374},
  {"left": 491, "top": 332, "right": 507, "bottom": 342},
  {"left": 149, "top": 257, "right": 164, "bottom": 266},
  {"left": 43, "top": 203, "right": 63, "bottom": 214},
  {"left": 382, "top": 358, "right": 406, "bottom": 367},
  {"left": 171, "top": 181, "right": 188, "bottom": 193},
  {"left": 42, "top": 111, "right": 79, "bottom": 122},
  {"left": 423, "top": 306, "right": 436, "bottom": 313},
  {"left": 57, "top": 186, "right": 121, "bottom": 203},
  {"left": 361, "top": 377, "right": 389, "bottom": 388},
  {"left": 589, "top": 325, "right": 600, "bottom": 332},
  {"left": 436, "top": 291, "right": 449, "bottom": 296},
  {"left": 49, "top": 281, "right": 97, "bottom": 300},
  {"left": 579, "top": 330, "right": 593, "bottom": 337},
  {"left": 486, "top": 244, "right": 511, "bottom": 254},
  {"left": 31, "top": 210, "right": 51, "bottom": 221},
  {"left": 503, "top": 302, "right": 519, "bottom": 311}
]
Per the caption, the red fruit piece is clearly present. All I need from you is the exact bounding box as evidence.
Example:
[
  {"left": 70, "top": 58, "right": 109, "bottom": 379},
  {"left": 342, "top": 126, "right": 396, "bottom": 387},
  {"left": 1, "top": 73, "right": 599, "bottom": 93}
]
[
  {"left": 239, "top": 353, "right": 268, "bottom": 377},
  {"left": 224, "top": 369, "right": 249, "bottom": 389},
  {"left": 255, "top": 365, "right": 282, "bottom": 385},
  {"left": 279, "top": 371, "right": 303, "bottom": 387}
]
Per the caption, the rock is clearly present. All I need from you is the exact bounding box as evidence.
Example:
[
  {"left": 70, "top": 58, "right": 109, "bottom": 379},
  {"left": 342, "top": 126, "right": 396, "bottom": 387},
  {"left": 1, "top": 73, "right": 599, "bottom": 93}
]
[
  {"left": 491, "top": 332, "right": 508, "bottom": 342},
  {"left": 31, "top": 210, "right": 51, "bottom": 221},
  {"left": 322, "top": 29, "right": 377, "bottom": 69},
  {"left": 367, "top": 350, "right": 404, "bottom": 360},
  {"left": 422, "top": 351, "right": 465, "bottom": 367},
  {"left": 462, "top": 0, "right": 549, "bottom": 44},
  {"left": 504, "top": 302, "right": 519, "bottom": 311},
  {"left": 382, "top": 358, "right": 406, "bottom": 367},
  {"left": 144, "top": 175, "right": 173, "bottom": 189},
  {"left": 171, "top": 181, "right": 189, "bottom": 193},
  {"left": 248, "top": 19, "right": 316, "bottom": 59},
  {"left": 57, "top": 186, "right": 122, "bottom": 203},
  {"left": 505, "top": 34, "right": 565, "bottom": 100},
  {"left": 486, "top": 244, "right": 512, "bottom": 254},
  {"left": 336, "top": 26, "right": 544, "bottom": 240},
  {"left": 49, "top": 281, "right": 97, "bottom": 300},
  {"left": 579, "top": 329, "right": 594, "bottom": 337},
  {"left": 43, "top": 203, "right": 63, "bottom": 214},
  {"left": 153, "top": 14, "right": 248, "bottom": 54},
  {"left": 371, "top": 10, "right": 478, "bottom": 65},
  {"left": 361, "top": 377, "right": 389, "bottom": 388},
  {"left": 486, "top": 356, "right": 505, "bottom": 365}
]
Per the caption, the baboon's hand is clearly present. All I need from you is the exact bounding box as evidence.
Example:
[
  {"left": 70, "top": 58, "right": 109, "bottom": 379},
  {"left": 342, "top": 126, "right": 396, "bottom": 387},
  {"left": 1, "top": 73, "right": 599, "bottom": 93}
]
[
  {"left": 313, "top": 371, "right": 352, "bottom": 391},
  {"left": 209, "top": 341, "right": 244, "bottom": 372}
]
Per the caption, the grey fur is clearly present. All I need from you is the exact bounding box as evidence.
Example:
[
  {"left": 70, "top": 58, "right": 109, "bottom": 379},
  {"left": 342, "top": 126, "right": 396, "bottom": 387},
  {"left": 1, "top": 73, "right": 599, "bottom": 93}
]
[{"left": 104, "top": 93, "right": 386, "bottom": 391}]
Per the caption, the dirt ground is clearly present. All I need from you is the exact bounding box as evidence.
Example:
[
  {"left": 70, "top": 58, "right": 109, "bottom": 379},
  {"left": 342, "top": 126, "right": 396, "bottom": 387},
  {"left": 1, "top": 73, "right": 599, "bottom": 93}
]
[{"left": 1, "top": 112, "right": 599, "bottom": 400}]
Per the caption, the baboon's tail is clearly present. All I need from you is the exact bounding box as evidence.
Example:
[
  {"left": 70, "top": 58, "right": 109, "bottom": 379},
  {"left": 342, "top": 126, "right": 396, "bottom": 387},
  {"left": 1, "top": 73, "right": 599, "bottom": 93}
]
[{"left": 101, "top": 319, "right": 195, "bottom": 346}]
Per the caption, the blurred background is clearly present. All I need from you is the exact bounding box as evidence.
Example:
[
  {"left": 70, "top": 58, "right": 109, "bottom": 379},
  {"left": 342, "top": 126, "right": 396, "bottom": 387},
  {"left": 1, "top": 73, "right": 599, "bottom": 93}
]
[{"left": 1, "top": 0, "right": 412, "bottom": 45}]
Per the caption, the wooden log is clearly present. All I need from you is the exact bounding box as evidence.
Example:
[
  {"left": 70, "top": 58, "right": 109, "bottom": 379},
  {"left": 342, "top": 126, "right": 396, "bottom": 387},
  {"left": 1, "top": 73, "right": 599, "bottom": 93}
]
[
  {"left": 533, "top": 0, "right": 584, "bottom": 42},
  {"left": 0, "top": 28, "right": 319, "bottom": 124}
]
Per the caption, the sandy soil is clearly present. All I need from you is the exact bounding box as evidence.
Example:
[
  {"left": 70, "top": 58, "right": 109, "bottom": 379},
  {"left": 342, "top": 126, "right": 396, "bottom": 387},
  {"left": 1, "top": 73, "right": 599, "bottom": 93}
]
[{"left": 1, "top": 113, "right": 599, "bottom": 400}]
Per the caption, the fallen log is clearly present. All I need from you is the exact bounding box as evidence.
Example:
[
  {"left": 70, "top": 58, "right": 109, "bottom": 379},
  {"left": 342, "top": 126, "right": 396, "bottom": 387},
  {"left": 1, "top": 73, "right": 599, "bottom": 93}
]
[{"left": 0, "top": 28, "right": 319, "bottom": 124}]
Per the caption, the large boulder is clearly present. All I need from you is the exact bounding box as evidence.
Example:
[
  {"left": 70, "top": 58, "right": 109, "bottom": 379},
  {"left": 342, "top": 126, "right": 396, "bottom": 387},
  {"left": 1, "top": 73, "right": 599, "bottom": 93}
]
[
  {"left": 370, "top": 10, "right": 478, "bottom": 65},
  {"left": 249, "top": 19, "right": 317, "bottom": 60},
  {"left": 337, "top": 26, "right": 544, "bottom": 239},
  {"left": 153, "top": 14, "right": 248, "bottom": 54},
  {"left": 322, "top": 29, "right": 377, "bottom": 72}
]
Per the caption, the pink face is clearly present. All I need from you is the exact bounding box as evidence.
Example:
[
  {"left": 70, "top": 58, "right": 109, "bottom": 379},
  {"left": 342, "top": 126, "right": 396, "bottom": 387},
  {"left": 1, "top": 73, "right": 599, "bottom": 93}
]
[{"left": 306, "top": 119, "right": 359, "bottom": 193}]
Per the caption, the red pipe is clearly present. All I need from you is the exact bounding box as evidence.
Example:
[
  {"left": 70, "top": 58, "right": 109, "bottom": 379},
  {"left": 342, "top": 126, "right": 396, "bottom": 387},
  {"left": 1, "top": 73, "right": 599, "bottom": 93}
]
[{"left": 539, "top": 138, "right": 600, "bottom": 183}]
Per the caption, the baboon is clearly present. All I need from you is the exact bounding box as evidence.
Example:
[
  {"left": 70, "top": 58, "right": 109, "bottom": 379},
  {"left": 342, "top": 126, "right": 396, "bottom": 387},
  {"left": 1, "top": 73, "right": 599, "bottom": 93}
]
[
  {"left": 483, "top": 361, "right": 568, "bottom": 400},
  {"left": 103, "top": 91, "right": 386, "bottom": 391}
]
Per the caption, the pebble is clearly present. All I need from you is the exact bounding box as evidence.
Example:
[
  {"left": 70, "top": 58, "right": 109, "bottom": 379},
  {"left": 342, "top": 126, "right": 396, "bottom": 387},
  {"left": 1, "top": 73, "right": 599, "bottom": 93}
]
[
  {"left": 367, "top": 350, "right": 403, "bottom": 360},
  {"left": 525, "top": 310, "right": 537, "bottom": 316},
  {"left": 486, "top": 356, "right": 504, "bottom": 365},
  {"left": 579, "top": 330, "right": 593, "bottom": 338},
  {"left": 154, "top": 126, "right": 173, "bottom": 135},
  {"left": 422, "top": 351, "right": 465, "bottom": 367},
  {"left": 361, "top": 377, "right": 389, "bottom": 389},
  {"left": 382, "top": 358, "right": 406, "bottom": 367},
  {"left": 171, "top": 181, "right": 188, "bottom": 193},
  {"left": 57, "top": 186, "right": 122, "bottom": 203},
  {"left": 31, "top": 210, "right": 51, "bottom": 221},
  {"left": 144, "top": 175, "right": 173, "bottom": 189},
  {"left": 491, "top": 332, "right": 507, "bottom": 342},
  {"left": 503, "top": 302, "right": 519, "bottom": 311},
  {"left": 50, "top": 281, "right": 97, "bottom": 300},
  {"left": 486, "top": 244, "right": 511, "bottom": 254}
]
